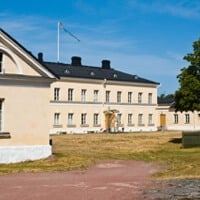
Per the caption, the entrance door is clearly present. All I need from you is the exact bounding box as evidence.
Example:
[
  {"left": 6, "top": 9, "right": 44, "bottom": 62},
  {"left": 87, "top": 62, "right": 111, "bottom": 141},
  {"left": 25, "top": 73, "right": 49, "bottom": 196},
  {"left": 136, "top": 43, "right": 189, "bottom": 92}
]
[
  {"left": 104, "top": 112, "right": 115, "bottom": 132},
  {"left": 160, "top": 114, "right": 166, "bottom": 128}
]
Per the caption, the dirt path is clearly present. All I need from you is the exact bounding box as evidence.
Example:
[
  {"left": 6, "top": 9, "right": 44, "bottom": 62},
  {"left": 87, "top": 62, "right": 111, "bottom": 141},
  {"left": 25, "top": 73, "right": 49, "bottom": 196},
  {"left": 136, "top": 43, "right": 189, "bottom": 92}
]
[{"left": 0, "top": 160, "right": 160, "bottom": 200}]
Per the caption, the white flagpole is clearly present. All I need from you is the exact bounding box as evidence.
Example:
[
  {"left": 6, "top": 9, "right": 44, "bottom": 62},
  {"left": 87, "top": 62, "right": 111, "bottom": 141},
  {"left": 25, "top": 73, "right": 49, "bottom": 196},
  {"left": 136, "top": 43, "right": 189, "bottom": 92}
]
[
  {"left": 57, "top": 21, "right": 60, "bottom": 62},
  {"left": 57, "top": 21, "right": 80, "bottom": 62}
]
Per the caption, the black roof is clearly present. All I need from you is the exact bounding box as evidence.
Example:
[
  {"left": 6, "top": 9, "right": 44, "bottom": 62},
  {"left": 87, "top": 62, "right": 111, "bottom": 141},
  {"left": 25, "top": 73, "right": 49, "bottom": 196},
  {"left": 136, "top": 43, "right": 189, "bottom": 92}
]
[
  {"left": 158, "top": 97, "right": 175, "bottom": 105},
  {"left": 0, "top": 28, "right": 159, "bottom": 85},
  {"left": 43, "top": 60, "right": 159, "bottom": 85}
]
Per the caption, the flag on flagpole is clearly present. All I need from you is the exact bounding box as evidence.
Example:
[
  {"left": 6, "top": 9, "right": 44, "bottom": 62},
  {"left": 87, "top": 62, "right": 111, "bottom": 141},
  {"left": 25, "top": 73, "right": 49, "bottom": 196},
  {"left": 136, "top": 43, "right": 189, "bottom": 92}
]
[
  {"left": 58, "top": 22, "right": 64, "bottom": 30},
  {"left": 57, "top": 21, "right": 80, "bottom": 62},
  {"left": 58, "top": 21, "right": 80, "bottom": 42}
]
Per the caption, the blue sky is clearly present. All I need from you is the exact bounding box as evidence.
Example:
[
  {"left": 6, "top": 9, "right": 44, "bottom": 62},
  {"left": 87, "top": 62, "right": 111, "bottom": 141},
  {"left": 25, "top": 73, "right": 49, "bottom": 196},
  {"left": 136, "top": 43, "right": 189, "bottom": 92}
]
[{"left": 1, "top": 0, "right": 200, "bottom": 94}]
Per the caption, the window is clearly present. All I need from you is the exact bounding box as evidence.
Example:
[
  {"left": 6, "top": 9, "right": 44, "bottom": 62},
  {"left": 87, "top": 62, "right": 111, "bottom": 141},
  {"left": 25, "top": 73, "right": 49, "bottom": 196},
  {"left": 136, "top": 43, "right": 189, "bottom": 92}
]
[
  {"left": 90, "top": 71, "right": 95, "bottom": 76},
  {"left": 94, "top": 90, "right": 99, "bottom": 102},
  {"left": 117, "top": 113, "right": 122, "bottom": 125},
  {"left": 138, "top": 114, "right": 143, "bottom": 125},
  {"left": 105, "top": 91, "right": 110, "bottom": 103},
  {"left": 54, "top": 88, "right": 60, "bottom": 101},
  {"left": 64, "top": 69, "right": 70, "bottom": 74},
  {"left": 113, "top": 73, "right": 118, "bottom": 78},
  {"left": 128, "top": 114, "right": 133, "bottom": 125},
  {"left": 68, "top": 88, "right": 73, "bottom": 101},
  {"left": 128, "top": 92, "right": 132, "bottom": 104},
  {"left": 148, "top": 114, "right": 153, "bottom": 125},
  {"left": 138, "top": 92, "right": 142, "bottom": 104},
  {"left": 93, "top": 113, "right": 99, "bottom": 125},
  {"left": 81, "top": 89, "right": 86, "bottom": 102},
  {"left": 68, "top": 113, "right": 73, "bottom": 126},
  {"left": 174, "top": 114, "right": 178, "bottom": 124},
  {"left": 0, "top": 100, "right": 2, "bottom": 131},
  {"left": 54, "top": 113, "right": 60, "bottom": 125},
  {"left": 185, "top": 114, "right": 190, "bottom": 124},
  {"left": 81, "top": 113, "right": 87, "bottom": 125},
  {"left": 148, "top": 93, "right": 152, "bottom": 104},
  {"left": 0, "top": 52, "right": 3, "bottom": 73},
  {"left": 117, "top": 91, "right": 122, "bottom": 103}
]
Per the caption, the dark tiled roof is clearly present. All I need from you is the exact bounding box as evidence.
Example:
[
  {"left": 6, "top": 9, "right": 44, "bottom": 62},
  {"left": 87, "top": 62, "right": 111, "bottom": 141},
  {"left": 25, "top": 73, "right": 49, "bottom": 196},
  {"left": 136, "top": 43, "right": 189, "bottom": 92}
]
[
  {"left": 158, "top": 97, "right": 175, "bottom": 105},
  {"left": 44, "top": 61, "right": 159, "bottom": 85},
  {"left": 0, "top": 28, "right": 160, "bottom": 85}
]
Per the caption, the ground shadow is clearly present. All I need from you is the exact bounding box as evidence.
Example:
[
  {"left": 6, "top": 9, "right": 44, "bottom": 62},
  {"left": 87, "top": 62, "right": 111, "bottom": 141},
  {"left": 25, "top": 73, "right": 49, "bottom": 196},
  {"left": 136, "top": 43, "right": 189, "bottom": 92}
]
[{"left": 169, "top": 138, "right": 182, "bottom": 144}]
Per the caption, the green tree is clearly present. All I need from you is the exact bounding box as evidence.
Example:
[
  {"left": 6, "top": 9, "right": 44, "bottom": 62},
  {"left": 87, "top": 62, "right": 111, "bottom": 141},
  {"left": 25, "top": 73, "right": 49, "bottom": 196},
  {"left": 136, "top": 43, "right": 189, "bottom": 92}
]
[{"left": 175, "top": 38, "right": 200, "bottom": 112}]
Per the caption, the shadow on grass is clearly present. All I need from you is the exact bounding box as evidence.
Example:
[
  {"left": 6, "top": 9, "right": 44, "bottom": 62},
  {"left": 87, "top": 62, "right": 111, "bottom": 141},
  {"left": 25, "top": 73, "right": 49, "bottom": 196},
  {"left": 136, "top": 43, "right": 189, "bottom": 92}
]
[{"left": 169, "top": 138, "right": 182, "bottom": 144}]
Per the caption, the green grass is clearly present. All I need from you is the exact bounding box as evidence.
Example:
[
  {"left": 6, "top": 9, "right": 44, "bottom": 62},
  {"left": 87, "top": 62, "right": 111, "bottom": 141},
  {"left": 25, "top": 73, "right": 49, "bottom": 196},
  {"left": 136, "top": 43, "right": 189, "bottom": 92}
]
[{"left": 0, "top": 131, "right": 200, "bottom": 179}]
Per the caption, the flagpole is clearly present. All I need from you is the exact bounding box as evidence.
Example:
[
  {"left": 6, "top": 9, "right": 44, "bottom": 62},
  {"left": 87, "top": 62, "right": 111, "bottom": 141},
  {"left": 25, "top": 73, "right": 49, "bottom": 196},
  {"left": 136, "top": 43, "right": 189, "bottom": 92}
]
[
  {"left": 57, "top": 21, "right": 80, "bottom": 62},
  {"left": 57, "top": 21, "right": 60, "bottom": 62}
]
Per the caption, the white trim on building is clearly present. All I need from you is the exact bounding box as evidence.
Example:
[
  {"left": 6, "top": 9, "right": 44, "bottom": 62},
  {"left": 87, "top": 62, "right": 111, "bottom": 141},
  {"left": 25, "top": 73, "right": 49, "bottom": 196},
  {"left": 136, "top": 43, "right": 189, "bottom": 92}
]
[{"left": 0, "top": 145, "right": 52, "bottom": 164}]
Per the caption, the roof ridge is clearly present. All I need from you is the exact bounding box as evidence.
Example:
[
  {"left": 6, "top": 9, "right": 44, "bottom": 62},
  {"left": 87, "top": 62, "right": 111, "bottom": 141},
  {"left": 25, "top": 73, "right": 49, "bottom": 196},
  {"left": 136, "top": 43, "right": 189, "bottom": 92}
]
[
  {"left": 0, "top": 28, "right": 58, "bottom": 78},
  {"left": 44, "top": 61, "right": 159, "bottom": 85}
]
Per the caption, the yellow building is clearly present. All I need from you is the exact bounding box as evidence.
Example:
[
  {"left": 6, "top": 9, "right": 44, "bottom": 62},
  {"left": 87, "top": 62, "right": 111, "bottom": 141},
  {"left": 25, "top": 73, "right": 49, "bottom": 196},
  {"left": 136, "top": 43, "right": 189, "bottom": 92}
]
[
  {"left": 0, "top": 29, "right": 56, "bottom": 163},
  {"left": 43, "top": 56, "right": 160, "bottom": 134},
  {"left": 5, "top": 27, "right": 200, "bottom": 163},
  {"left": 157, "top": 98, "right": 200, "bottom": 131}
]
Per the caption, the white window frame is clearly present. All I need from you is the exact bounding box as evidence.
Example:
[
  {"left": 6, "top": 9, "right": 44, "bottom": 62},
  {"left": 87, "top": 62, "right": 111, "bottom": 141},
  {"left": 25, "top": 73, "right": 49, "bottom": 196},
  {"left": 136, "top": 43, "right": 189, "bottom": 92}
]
[
  {"left": 117, "top": 113, "right": 122, "bottom": 125},
  {"left": 185, "top": 114, "right": 190, "bottom": 124},
  {"left": 81, "top": 113, "right": 87, "bottom": 125},
  {"left": 174, "top": 114, "right": 178, "bottom": 124},
  {"left": 128, "top": 113, "right": 133, "bottom": 125},
  {"left": 117, "top": 91, "right": 122, "bottom": 103},
  {"left": 148, "top": 114, "right": 153, "bottom": 125},
  {"left": 68, "top": 88, "right": 73, "bottom": 102},
  {"left": 148, "top": 93, "right": 152, "bottom": 104},
  {"left": 81, "top": 89, "right": 87, "bottom": 102},
  {"left": 93, "top": 113, "right": 99, "bottom": 126},
  {"left": 54, "top": 88, "right": 60, "bottom": 101},
  {"left": 54, "top": 113, "right": 60, "bottom": 125},
  {"left": 128, "top": 92, "right": 132, "bottom": 104},
  {"left": 138, "top": 92, "right": 142, "bottom": 104},
  {"left": 68, "top": 113, "right": 73, "bottom": 126},
  {"left": 138, "top": 114, "right": 143, "bottom": 125},
  {"left": 94, "top": 90, "right": 99, "bottom": 102},
  {"left": 105, "top": 91, "right": 110, "bottom": 103}
]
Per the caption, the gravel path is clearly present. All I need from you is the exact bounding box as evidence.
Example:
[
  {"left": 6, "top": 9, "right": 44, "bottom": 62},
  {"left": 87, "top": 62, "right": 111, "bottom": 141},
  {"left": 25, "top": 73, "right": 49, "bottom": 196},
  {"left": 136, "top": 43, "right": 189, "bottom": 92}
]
[
  {"left": 0, "top": 160, "right": 199, "bottom": 200},
  {"left": 142, "top": 179, "right": 200, "bottom": 200}
]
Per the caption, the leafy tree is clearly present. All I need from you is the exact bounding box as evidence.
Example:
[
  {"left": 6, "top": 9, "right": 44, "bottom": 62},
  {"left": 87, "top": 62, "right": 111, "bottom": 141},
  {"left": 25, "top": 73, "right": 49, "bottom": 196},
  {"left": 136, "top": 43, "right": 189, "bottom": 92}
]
[{"left": 175, "top": 38, "right": 200, "bottom": 112}]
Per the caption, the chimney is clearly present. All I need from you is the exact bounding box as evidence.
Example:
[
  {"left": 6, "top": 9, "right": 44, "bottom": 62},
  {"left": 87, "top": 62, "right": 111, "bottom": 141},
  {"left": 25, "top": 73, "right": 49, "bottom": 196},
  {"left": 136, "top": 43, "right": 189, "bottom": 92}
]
[
  {"left": 102, "top": 60, "right": 111, "bottom": 69},
  {"left": 38, "top": 52, "right": 43, "bottom": 62},
  {"left": 71, "top": 56, "right": 82, "bottom": 66}
]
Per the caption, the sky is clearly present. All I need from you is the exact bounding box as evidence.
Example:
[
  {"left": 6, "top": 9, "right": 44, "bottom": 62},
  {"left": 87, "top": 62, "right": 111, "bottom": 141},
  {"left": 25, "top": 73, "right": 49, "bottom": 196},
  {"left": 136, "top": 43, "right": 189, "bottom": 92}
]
[{"left": 1, "top": 0, "right": 200, "bottom": 95}]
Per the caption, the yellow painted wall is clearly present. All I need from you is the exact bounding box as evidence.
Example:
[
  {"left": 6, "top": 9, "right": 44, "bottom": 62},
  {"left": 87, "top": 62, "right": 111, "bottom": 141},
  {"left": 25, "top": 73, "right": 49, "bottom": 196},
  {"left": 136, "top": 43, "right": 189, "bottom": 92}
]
[
  {"left": 50, "top": 79, "right": 158, "bottom": 133},
  {"left": 0, "top": 81, "right": 51, "bottom": 146}
]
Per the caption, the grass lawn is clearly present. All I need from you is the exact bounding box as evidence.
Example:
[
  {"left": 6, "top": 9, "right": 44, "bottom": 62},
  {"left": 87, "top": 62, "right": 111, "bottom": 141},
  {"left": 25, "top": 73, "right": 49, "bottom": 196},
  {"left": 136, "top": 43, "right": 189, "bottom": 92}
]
[{"left": 0, "top": 131, "right": 200, "bottom": 179}]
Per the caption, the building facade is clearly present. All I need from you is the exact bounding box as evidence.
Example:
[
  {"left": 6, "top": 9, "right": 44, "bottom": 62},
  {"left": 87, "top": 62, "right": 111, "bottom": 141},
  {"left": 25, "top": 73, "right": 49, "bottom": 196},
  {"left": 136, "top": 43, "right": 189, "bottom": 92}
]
[
  {"left": 3, "top": 27, "right": 200, "bottom": 163},
  {"left": 44, "top": 56, "right": 160, "bottom": 134},
  {"left": 157, "top": 98, "right": 200, "bottom": 131},
  {"left": 0, "top": 29, "right": 56, "bottom": 163}
]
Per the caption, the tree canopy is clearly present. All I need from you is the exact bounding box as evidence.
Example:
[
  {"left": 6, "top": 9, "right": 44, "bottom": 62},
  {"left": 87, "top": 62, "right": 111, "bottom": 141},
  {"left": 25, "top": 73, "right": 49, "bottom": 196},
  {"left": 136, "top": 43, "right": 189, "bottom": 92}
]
[{"left": 175, "top": 38, "right": 200, "bottom": 112}]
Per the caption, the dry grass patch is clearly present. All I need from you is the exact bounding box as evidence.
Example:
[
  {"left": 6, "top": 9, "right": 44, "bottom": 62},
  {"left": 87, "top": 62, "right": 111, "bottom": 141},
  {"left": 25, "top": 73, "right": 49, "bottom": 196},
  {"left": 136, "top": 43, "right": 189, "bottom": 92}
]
[{"left": 0, "top": 131, "right": 200, "bottom": 179}]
